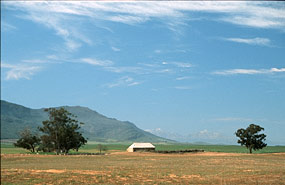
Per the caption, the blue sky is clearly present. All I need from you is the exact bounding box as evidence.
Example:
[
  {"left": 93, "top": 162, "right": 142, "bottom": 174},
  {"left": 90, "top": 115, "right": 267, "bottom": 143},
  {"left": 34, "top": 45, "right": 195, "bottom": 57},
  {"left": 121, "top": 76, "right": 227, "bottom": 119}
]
[{"left": 1, "top": 1, "right": 285, "bottom": 145}]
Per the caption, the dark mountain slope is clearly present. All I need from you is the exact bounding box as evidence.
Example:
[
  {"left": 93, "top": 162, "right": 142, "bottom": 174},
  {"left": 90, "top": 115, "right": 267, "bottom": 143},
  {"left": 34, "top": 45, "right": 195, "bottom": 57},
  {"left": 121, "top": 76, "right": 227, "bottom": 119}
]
[{"left": 1, "top": 100, "right": 173, "bottom": 143}]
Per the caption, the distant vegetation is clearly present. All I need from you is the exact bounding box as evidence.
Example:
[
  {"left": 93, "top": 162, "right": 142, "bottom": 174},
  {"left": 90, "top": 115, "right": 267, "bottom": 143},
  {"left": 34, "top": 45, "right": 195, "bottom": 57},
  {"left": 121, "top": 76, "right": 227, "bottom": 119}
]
[{"left": 2, "top": 142, "right": 285, "bottom": 154}]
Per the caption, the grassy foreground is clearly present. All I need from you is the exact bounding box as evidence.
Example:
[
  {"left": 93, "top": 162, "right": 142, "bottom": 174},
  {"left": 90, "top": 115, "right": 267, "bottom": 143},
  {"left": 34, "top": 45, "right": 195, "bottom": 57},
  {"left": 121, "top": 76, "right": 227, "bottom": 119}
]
[
  {"left": 1, "top": 152, "right": 285, "bottom": 184},
  {"left": 1, "top": 143, "right": 285, "bottom": 184}
]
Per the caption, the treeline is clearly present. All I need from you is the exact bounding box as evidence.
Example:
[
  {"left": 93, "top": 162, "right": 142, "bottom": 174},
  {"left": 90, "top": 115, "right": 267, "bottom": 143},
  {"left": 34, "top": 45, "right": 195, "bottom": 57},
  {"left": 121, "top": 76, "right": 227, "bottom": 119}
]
[{"left": 155, "top": 149, "right": 204, "bottom": 154}]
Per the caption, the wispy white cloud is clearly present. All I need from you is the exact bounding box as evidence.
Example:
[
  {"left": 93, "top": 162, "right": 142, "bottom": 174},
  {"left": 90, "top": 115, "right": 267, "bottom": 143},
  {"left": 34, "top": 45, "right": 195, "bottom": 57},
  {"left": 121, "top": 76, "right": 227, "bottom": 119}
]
[
  {"left": 138, "top": 62, "right": 160, "bottom": 68},
  {"left": 222, "top": 15, "right": 284, "bottom": 29},
  {"left": 21, "top": 59, "right": 60, "bottom": 64},
  {"left": 154, "top": 49, "right": 162, "bottom": 54},
  {"left": 1, "top": 21, "right": 17, "bottom": 32},
  {"left": 173, "top": 62, "right": 193, "bottom": 68},
  {"left": 145, "top": 128, "right": 162, "bottom": 133},
  {"left": 105, "top": 62, "right": 187, "bottom": 75},
  {"left": 106, "top": 76, "right": 142, "bottom": 88},
  {"left": 213, "top": 67, "right": 285, "bottom": 75},
  {"left": 1, "top": 63, "right": 13, "bottom": 68},
  {"left": 174, "top": 86, "right": 192, "bottom": 90},
  {"left": 79, "top": 59, "right": 153, "bottom": 74},
  {"left": 65, "top": 39, "right": 82, "bottom": 51},
  {"left": 224, "top": 37, "right": 271, "bottom": 46},
  {"left": 138, "top": 62, "right": 183, "bottom": 74},
  {"left": 105, "top": 66, "right": 144, "bottom": 74},
  {"left": 81, "top": 58, "right": 113, "bottom": 66},
  {"left": 107, "top": 15, "right": 148, "bottom": 25},
  {"left": 22, "top": 59, "right": 46, "bottom": 64},
  {"left": 156, "top": 69, "right": 173, "bottom": 74},
  {"left": 1, "top": 63, "right": 41, "bottom": 80},
  {"left": 162, "top": 61, "right": 192, "bottom": 68},
  {"left": 9, "top": 3, "right": 92, "bottom": 52},
  {"left": 111, "top": 46, "right": 120, "bottom": 52},
  {"left": 271, "top": 68, "right": 285, "bottom": 72},
  {"left": 46, "top": 55, "right": 60, "bottom": 60},
  {"left": 176, "top": 76, "right": 192, "bottom": 80},
  {"left": 196, "top": 129, "right": 222, "bottom": 140},
  {"left": 4, "top": 1, "right": 285, "bottom": 43}
]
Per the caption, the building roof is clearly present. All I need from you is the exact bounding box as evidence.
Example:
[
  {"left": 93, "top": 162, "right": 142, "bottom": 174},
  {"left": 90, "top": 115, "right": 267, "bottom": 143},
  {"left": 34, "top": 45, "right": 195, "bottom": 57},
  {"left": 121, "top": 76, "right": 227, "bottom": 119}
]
[{"left": 128, "top": 143, "right": 155, "bottom": 149}]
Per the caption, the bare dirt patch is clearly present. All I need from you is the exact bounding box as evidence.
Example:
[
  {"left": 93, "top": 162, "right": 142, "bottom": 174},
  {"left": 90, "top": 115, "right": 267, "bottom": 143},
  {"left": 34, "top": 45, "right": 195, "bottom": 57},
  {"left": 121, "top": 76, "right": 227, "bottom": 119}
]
[
  {"left": 3, "top": 168, "right": 111, "bottom": 176},
  {"left": 191, "top": 152, "right": 243, "bottom": 156},
  {"left": 169, "top": 174, "right": 178, "bottom": 178},
  {"left": 1, "top": 154, "right": 56, "bottom": 158},
  {"left": 181, "top": 174, "right": 202, "bottom": 179},
  {"left": 71, "top": 170, "right": 111, "bottom": 176},
  {"left": 35, "top": 169, "right": 66, "bottom": 174},
  {"left": 2, "top": 168, "right": 66, "bottom": 174}
]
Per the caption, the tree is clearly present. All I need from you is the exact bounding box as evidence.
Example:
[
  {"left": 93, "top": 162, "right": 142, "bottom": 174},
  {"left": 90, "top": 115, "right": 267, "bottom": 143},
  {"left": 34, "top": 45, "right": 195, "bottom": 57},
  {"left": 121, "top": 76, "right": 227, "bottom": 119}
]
[
  {"left": 97, "top": 144, "right": 108, "bottom": 154},
  {"left": 38, "top": 108, "right": 87, "bottom": 154},
  {"left": 14, "top": 128, "right": 41, "bottom": 153},
  {"left": 235, "top": 124, "right": 267, "bottom": 153},
  {"left": 38, "top": 135, "right": 54, "bottom": 152}
]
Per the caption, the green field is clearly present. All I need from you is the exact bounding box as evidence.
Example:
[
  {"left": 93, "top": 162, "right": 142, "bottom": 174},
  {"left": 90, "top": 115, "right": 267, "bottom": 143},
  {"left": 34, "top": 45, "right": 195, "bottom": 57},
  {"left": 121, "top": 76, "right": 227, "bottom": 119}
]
[{"left": 2, "top": 142, "right": 285, "bottom": 154}]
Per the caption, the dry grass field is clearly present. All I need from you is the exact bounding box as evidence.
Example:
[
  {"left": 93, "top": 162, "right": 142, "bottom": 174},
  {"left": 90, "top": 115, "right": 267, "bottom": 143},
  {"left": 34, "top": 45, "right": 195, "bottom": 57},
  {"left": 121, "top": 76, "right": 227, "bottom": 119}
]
[{"left": 1, "top": 151, "right": 285, "bottom": 185}]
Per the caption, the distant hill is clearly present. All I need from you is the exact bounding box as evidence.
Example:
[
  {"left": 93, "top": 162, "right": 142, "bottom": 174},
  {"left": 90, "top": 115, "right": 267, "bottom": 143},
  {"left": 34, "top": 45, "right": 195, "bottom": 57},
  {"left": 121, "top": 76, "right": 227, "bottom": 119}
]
[{"left": 1, "top": 100, "right": 173, "bottom": 143}]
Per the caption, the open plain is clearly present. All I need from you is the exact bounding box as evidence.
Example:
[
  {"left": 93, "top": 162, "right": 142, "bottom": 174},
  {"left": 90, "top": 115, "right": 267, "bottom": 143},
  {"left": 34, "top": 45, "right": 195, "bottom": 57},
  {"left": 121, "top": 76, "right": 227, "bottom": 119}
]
[{"left": 1, "top": 151, "right": 285, "bottom": 184}]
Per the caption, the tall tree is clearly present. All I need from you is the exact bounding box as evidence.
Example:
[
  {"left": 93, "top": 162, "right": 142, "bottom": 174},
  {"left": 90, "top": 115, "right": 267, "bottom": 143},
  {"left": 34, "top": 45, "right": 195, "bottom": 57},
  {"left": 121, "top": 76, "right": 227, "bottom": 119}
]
[
  {"left": 14, "top": 128, "right": 41, "bottom": 153},
  {"left": 38, "top": 108, "right": 87, "bottom": 154},
  {"left": 235, "top": 124, "right": 267, "bottom": 153}
]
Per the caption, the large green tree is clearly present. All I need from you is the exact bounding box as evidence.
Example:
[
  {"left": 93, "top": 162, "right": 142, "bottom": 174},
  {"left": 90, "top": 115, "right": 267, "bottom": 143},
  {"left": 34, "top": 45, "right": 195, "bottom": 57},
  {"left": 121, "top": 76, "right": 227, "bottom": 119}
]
[
  {"left": 38, "top": 108, "right": 87, "bottom": 154},
  {"left": 235, "top": 124, "right": 267, "bottom": 153},
  {"left": 14, "top": 128, "right": 41, "bottom": 153}
]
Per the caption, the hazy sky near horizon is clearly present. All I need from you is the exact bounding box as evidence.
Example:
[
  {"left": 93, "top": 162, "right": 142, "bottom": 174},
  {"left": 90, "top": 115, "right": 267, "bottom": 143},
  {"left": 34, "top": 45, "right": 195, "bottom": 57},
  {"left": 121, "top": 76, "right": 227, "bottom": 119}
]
[{"left": 1, "top": 1, "right": 285, "bottom": 144}]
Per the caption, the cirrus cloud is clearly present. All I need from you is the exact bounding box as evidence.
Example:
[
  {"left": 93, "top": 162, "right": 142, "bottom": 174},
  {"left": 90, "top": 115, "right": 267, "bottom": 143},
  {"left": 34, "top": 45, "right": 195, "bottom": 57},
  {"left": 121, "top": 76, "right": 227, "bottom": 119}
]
[
  {"left": 224, "top": 37, "right": 271, "bottom": 46},
  {"left": 106, "top": 76, "right": 142, "bottom": 88},
  {"left": 80, "top": 58, "right": 113, "bottom": 66},
  {"left": 1, "top": 63, "right": 42, "bottom": 80},
  {"left": 3, "top": 1, "right": 285, "bottom": 54},
  {"left": 213, "top": 67, "right": 285, "bottom": 75}
]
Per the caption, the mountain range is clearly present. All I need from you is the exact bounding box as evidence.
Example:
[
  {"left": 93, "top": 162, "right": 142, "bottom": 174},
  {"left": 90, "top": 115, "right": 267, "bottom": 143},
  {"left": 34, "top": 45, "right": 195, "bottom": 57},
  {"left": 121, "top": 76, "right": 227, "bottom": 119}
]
[{"left": 1, "top": 100, "right": 173, "bottom": 143}]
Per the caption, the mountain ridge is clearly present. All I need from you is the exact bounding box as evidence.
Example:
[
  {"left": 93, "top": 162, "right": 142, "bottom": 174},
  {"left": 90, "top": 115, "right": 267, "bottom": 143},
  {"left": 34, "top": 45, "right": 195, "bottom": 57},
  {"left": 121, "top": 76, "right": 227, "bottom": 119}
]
[{"left": 1, "top": 100, "right": 173, "bottom": 143}]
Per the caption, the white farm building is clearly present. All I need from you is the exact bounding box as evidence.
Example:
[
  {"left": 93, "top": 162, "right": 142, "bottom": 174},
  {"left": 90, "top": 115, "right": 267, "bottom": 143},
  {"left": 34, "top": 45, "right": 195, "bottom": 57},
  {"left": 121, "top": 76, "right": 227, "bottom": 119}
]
[{"left": 127, "top": 143, "right": 155, "bottom": 152}]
